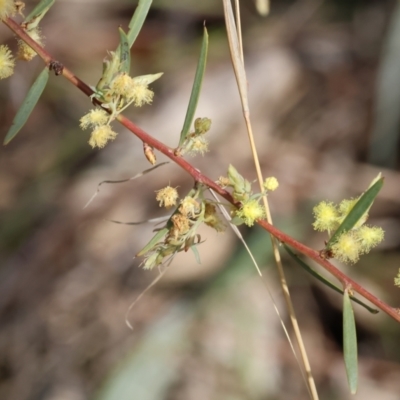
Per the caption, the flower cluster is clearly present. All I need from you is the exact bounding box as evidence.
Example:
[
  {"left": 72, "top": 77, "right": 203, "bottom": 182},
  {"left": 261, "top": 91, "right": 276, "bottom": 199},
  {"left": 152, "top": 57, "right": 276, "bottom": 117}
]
[
  {"left": 138, "top": 185, "right": 225, "bottom": 269},
  {"left": 106, "top": 72, "right": 159, "bottom": 109},
  {"left": 81, "top": 51, "right": 162, "bottom": 148},
  {"left": 313, "top": 197, "right": 384, "bottom": 264},
  {"left": 79, "top": 108, "right": 118, "bottom": 148},
  {"left": 218, "top": 165, "right": 279, "bottom": 227},
  {"left": 0, "top": 1, "right": 47, "bottom": 79}
]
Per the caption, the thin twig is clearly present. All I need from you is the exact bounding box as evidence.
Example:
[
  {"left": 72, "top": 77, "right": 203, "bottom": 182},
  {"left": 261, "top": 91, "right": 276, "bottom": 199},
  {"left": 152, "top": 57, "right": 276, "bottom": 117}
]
[
  {"left": 223, "top": 3, "right": 318, "bottom": 398},
  {"left": 4, "top": 16, "right": 400, "bottom": 325}
]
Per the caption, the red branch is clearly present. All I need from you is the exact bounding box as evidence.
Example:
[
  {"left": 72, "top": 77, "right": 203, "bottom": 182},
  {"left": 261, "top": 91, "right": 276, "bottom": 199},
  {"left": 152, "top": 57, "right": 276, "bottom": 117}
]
[{"left": 4, "top": 17, "right": 400, "bottom": 323}]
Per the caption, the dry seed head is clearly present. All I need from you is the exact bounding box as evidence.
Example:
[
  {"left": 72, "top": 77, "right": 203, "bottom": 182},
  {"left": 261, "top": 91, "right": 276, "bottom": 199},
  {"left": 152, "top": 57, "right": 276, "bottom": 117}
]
[
  {"left": 171, "top": 214, "right": 190, "bottom": 236},
  {"left": 179, "top": 196, "right": 200, "bottom": 217},
  {"left": 204, "top": 202, "right": 226, "bottom": 232},
  {"left": 155, "top": 186, "right": 179, "bottom": 208},
  {"left": 217, "top": 176, "right": 231, "bottom": 188}
]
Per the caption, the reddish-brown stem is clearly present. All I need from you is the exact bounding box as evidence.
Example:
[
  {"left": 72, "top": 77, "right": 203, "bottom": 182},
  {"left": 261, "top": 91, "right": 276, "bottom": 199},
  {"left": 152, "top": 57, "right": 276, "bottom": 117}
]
[
  {"left": 4, "top": 17, "right": 400, "bottom": 323},
  {"left": 4, "top": 18, "right": 94, "bottom": 96}
]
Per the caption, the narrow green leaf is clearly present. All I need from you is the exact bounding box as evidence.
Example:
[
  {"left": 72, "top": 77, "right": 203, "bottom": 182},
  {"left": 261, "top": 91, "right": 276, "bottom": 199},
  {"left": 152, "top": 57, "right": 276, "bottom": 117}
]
[
  {"left": 84, "top": 162, "right": 169, "bottom": 209},
  {"left": 118, "top": 28, "right": 131, "bottom": 74},
  {"left": 368, "top": 2, "right": 400, "bottom": 168},
  {"left": 190, "top": 245, "right": 201, "bottom": 264},
  {"left": 178, "top": 27, "right": 209, "bottom": 147},
  {"left": 326, "top": 178, "right": 384, "bottom": 248},
  {"left": 136, "top": 227, "right": 169, "bottom": 257},
  {"left": 4, "top": 67, "right": 49, "bottom": 145},
  {"left": 283, "top": 244, "right": 378, "bottom": 314},
  {"left": 230, "top": 216, "right": 245, "bottom": 226},
  {"left": 95, "top": 51, "right": 120, "bottom": 94},
  {"left": 127, "top": 0, "right": 153, "bottom": 48},
  {"left": 343, "top": 289, "right": 358, "bottom": 394},
  {"left": 24, "top": 0, "right": 55, "bottom": 30}
]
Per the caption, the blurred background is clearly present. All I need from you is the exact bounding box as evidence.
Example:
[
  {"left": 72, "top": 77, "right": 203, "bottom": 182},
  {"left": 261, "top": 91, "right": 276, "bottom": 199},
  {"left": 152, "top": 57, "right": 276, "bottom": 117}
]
[{"left": 1, "top": 0, "right": 400, "bottom": 399}]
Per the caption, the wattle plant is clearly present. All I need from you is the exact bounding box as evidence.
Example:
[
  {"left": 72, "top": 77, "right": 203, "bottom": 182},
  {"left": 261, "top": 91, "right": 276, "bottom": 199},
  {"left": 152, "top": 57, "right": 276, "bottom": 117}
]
[{"left": 1, "top": 0, "right": 398, "bottom": 397}]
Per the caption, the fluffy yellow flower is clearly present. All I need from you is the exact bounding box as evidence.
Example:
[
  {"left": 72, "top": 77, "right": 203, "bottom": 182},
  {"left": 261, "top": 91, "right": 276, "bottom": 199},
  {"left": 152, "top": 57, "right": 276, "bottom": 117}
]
[
  {"left": 355, "top": 226, "right": 384, "bottom": 253},
  {"left": 312, "top": 201, "right": 339, "bottom": 233},
  {"left": 0, "top": 0, "right": 16, "bottom": 20},
  {"left": 110, "top": 73, "right": 136, "bottom": 98},
  {"left": 0, "top": 45, "right": 15, "bottom": 79},
  {"left": 80, "top": 109, "right": 109, "bottom": 129},
  {"left": 130, "top": 81, "right": 154, "bottom": 106},
  {"left": 88, "top": 125, "right": 117, "bottom": 148},
  {"left": 236, "top": 199, "right": 265, "bottom": 227},
  {"left": 331, "top": 232, "right": 361, "bottom": 264},
  {"left": 17, "top": 28, "right": 44, "bottom": 61}
]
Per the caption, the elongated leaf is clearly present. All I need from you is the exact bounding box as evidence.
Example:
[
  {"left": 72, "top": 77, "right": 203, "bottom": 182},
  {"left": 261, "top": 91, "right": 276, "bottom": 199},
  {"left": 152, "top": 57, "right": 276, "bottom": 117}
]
[
  {"left": 84, "top": 162, "right": 169, "bottom": 209},
  {"left": 190, "top": 245, "right": 201, "bottom": 264},
  {"left": 368, "top": 2, "right": 400, "bottom": 168},
  {"left": 127, "top": 0, "right": 153, "bottom": 48},
  {"left": 343, "top": 289, "right": 358, "bottom": 394},
  {"left": 24, "top": 0, "right": 55, "bottom": 30},
  {"left": 222, "top": 0, "right": 249, "bottom": 114},
  {"left": 230, "top": 216, "right": 245, "bottom": 226},
  {"left": 4, "top": 67, "right": 49, "bottom": 145},
  {"left": 106, "top": 216, "right": 170, "bottom": 226},
  {"left": 136, "top": 227, "right": 169, "bottom": 257},
  {"left": 283, "top": 244, "right": 378, "bottom": 314},
  {"left": 118, "top": 28, "right": 131, "bottom": 74},
  {"left": 178, "top": 27, "right": 209, "bottom": 146},
  {"left": 326, "top": 178, "right": 384, "bottom": 248}
]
